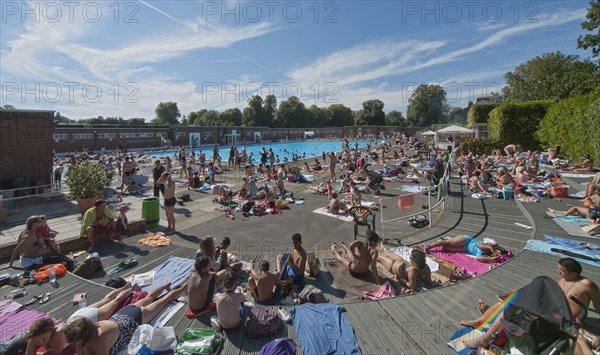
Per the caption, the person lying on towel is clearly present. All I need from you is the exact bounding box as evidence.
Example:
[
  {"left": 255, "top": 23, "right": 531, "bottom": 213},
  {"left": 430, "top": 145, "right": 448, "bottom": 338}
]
[
  {"left": 427, "top": 234, "right": 508, "bottom": 263},
  {"left": 330, "top": 230, "right": 382, "bottom": 285},
  {"left": 549, "top": 190, "right": 600, "bottom": 220}
]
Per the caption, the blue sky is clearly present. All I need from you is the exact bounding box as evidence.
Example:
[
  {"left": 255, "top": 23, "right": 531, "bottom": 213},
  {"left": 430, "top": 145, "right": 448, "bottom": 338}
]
[{"left": 0, "top": 0, "right": 592, "bottom": 121}]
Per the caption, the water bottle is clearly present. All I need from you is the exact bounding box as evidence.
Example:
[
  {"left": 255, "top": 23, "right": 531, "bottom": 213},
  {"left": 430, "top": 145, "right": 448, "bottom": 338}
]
[
  {"left": 79, "top": 294, "right": 86, "bottom": 308},
  {"left": 48, "top": 266, "right": 56, "bottom": 284},
  {"left": 18, "top": 276, "right": 25, "bottom": 288}
]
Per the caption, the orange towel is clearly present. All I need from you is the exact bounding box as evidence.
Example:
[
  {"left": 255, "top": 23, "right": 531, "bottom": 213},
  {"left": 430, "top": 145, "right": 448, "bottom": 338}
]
[
  {"left": 186, "top": 302, "right": 217, "bottom": 318},
  {"left": 397, "top": 194, "right": 414, "bottom": 211}
]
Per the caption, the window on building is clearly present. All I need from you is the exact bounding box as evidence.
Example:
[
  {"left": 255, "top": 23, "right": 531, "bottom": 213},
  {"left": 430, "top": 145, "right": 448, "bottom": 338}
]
[
  {"left": 73, "top": 133, "right": 94, "bottom": 140},
  {"left": 98, "top": 133, "right": 117, "bottom": 139},
  {"left": 53, "top": 134, "right": 70, "bottom": 141}
]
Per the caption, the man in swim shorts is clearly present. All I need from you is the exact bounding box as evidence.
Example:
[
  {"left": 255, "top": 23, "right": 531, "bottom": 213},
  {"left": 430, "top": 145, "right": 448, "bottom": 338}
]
[{"left": 330, "top": 229, "right": 381, "bottom": 285}]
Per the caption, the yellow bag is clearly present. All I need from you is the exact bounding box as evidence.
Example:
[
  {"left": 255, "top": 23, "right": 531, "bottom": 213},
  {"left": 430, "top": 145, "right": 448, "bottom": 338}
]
[{"left": 276, "top": 200, "right": 288, "bottom": 210}]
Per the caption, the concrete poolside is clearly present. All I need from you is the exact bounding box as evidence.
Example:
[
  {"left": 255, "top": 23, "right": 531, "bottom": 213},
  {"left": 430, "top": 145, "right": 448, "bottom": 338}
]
[{"left": 1, "top": 169, "right": 599, "bottom": 354}]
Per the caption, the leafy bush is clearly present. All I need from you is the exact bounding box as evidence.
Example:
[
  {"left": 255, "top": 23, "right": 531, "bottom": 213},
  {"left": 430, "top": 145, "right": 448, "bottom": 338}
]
[
  {"left": 65, "top": 162, "right": 114, "bottom": 200},
  {"left": 537, "top": 86, "right": 600, "bottom": 162},
  {"left": 466, "top": 104, "right": 499, "bottom": 127},
  {"left": 457, "top": 138, "right": 503, "bottom": 156},
  {"left": 488, "top": 101, "right": 553, "bottom": 151}
]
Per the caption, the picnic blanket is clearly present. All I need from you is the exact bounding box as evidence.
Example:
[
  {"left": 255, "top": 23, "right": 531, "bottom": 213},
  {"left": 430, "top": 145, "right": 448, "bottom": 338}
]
[
  {"left": 0, "top": 300, "right": 61, "bottom": 341},
  {"left": 426, "top": 247, "right": 490, "bottom": 277},
  {"left": 391, "top": 246, "right": 440, "bottom": 272},
  {"left": 524, "top": 240, "right": 600, "bottom": 267},
  {"left": 312, "top": 207, "right": 354, "bottom": 222},
  {"left": 142, "top": 256, "right": 195, "bottom": 294},
  {"left": 291, "top": 303, "right": 362, "bottom": 355},
  {"left": 544, "top": 235, "right": 600, "bottom": 255},
  {"left": 324, "top": 260, "right": 380, "bottom": 300}
]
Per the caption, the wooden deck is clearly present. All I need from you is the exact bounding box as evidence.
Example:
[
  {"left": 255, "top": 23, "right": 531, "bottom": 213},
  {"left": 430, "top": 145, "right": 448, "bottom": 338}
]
[{"left": 3, "top": 177, "right": 600, "bottom": 354}]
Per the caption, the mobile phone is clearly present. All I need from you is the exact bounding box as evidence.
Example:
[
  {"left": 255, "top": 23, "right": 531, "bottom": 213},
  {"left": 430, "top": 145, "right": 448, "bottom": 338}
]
[{"left": 73, "top": 293, "right": 86, "bottom": 304}]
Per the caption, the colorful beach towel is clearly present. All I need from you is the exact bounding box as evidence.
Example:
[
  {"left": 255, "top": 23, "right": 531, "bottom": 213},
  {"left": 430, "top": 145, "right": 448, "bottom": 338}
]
[
  {"left": 544, "top": 235, "right": 600, "bottom": 256},
  {"left": 291, "top": 303, "right": 362, "bottom": 355},
  {"left": 426, "top": 247, "right": 490, "bottom": 276},
  {"left": 362, "top": 281, "right": 396, "bottom": 300},
  {"left": 0, "top": 300, "right": 61, "bottom": 341},
  {"left": 524, "top": 240, "right": 600, "bottom": 267},
  {"left": 142, "top": 256, "right": 195, "bottom": 294}
]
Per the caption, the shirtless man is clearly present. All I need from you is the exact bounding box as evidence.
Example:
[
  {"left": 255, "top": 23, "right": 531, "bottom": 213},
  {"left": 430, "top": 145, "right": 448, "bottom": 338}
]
[
  {"left": 330, "top": 229, "right": 381, "bottom": 285},
  {"left": 573, "top": 153, "right": 593, "bottom": 173},
  {"left": 120, "top": 156, "right": 135, "bottom": 190},
  {"left": 247, "top": 260, "right": 291, "bottom": 305},
  {"left": 187, "top": 256, "right": 227, "bottom": 313},
  {"left": 157, "top": 172, "right": 176, "bottom": 233},
  {"left": 328, "top": 192, "right": 348, "bottom": 214},
  {"left": 276, "top": 233, "right": 307, "bottom": 285},
  {"left": 503, "top": 144, "right": 521, "bottom": 157},
  {"left": 461, "top": 258, "right": 600, "bottom": 349}
]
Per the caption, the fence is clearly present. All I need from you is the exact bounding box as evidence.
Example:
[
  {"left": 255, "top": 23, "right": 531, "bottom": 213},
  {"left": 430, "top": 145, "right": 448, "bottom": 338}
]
[
  {"left": 0, "top": 185, "right": 74, "bottom": 227},
  {"left": 378, "top": 153, "right": 454, "bottom": 240}
]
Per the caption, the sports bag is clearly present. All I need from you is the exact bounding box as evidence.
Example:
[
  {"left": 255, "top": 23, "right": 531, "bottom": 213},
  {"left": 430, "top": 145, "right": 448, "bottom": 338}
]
[{"left": 245, "top": 307, "right": 282, "bottom": 338}]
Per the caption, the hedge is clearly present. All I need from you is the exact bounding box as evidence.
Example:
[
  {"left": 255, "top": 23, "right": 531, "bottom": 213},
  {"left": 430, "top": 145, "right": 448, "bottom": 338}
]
[
  {"left": 457, "top": 138, "right": 503, "bottom": 156},
  {"left": 487, "top": 101, "right": 553, "bottom": 151},
  {"left": 466, "top": 103, "right": 499, "bottom": 128},
  {"left": 536, "top": 86, "right": 600, "bottom": 163}
]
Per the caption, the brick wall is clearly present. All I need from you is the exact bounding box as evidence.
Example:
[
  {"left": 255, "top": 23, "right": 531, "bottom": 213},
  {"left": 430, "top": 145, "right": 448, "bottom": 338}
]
[{"left": 0, "top": 109, "right": 55, "bottom": 190}]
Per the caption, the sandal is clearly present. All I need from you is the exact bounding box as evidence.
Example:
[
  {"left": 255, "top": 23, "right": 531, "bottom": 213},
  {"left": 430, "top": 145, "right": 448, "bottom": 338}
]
[
  {"left": 25, "top": 295, "right": 42, "bottom": 306},
  {"left": 39, "top": 292, "right": 51, "bottom": 304}
]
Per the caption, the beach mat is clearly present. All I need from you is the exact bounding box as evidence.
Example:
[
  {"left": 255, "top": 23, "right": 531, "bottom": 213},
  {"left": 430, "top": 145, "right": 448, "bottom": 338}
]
[
  {"left": 149, "top": 300, "right": 186, "bottom": 327},
  {"left": 142, "top": 256, "right": 195, "bottom": 294},
  {"left": 312, "top": 207, "right": 353, "bottom": 222},
  {"left": 545, "top": 212, "right": 594, "bottom": 239},
  {"left": 291, "top": 303, "right": 362, "bottom": 355},
  {"left": 323, "top": 259, "right": 380, "bottom": 300},
  {"left": 560, "top": 173, "right": 597, "bottom": 178},
  {"left": 447, "top": 326, "right": 486, "bottom": 354},
  {"left": 0, "top": 300, "right": 61, "bottom": 341},
  {"left": 524, "top": 240, "right": 600, "bottom": 267},
  {"left": 544, "top": 235, "right": 600, "bottom": 255}
]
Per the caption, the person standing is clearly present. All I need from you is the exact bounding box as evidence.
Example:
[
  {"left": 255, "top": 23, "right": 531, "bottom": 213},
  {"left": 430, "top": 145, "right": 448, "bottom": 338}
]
[
  {"left": 152, "top": 160, "right": 166, "bottom": 198},
  {"left": 157, "top": 172, "right": 176, "bottom": 234}
]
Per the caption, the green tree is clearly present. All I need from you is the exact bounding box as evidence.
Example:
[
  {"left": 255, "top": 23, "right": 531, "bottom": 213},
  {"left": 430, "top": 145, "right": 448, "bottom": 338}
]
[
  {"left": 578, "top": 0, "right": 600, "bottom": 62},
  {"left": 308, "top": 105, "right": 330, "bottom": 127},
  {"left": 220, "top": 108, "right": 242, "bottom": 126},
  {"left": 487, "top": 92, "right": 508, "bottom": 104},
  {"left": 3, "top": 104, "right": 15, "bottom": 109},
  {"left": 242, "top": 95, "right": 266, "bottom": 126},
  {"left": 263, "top": 95, "right": 277, "bottom": 126},
  {"left": 354, "top": 99, "right": 385, "bottom": 125},
  {"left": 198, "top": 110, "right": 220, "bottom": 126},
  {"left": 327, "top": 104, "right": 354, "bottom": 127},
  {"left": 276, "top": 96, "right": 311, "bottom": 128},
  {"left": 502, "top": 51, "right": 600, "bottom": 101},
  {"left": 385, "top": 110, "right": 406, "bottom": 126},
  {"left": 180, "top": 116, "right": 188, "bottom": 125},
  {"left": 154, "top": 102, "right": 181, "bottom": 124},
  {"left": 127, "top": 118, "right": 145, "bottom": 126},
  {"left": 187, "top": 111, "right": 199, "bottom": 124},
  {"left": 406, "top": 84, "right": 449, "bottom": 126},
  {"left": 449, "top": 107, "right": 468, "bottom": 124},
  {"left": 193, "top": 109, "right": 208, "bottom": 125}
]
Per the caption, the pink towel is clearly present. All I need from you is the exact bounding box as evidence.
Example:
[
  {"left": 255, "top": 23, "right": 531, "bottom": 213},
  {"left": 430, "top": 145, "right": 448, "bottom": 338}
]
[
  {"left": 426, "top": 247, "right": 490, "bottom": 276},
  {"left": 397, "top": 194, "right": 414, "bottom": 211},
  {"left": 362, "top": 281, "right": 396, "bottom": 300},
  {"left": 0, "top": 300, "right": 61, "bottom": 341}
]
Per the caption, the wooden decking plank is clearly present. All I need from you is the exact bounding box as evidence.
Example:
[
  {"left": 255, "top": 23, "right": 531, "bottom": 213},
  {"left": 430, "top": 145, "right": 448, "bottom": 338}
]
[
  {"left": 343, "top": 302, "right": 382, "bottom": 355},
  {"left": 363, "top": 300, "right": 422, "bottom": 354}
]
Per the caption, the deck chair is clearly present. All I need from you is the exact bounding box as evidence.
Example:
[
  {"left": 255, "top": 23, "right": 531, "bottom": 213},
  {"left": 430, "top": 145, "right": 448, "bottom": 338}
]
[{"left": 348, "top": 206, "right": 375, "bottom": 240}]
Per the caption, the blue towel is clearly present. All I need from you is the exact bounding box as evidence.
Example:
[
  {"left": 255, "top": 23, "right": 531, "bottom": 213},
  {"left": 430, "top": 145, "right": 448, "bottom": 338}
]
[
  {"left": 544, "top": 235, "right": 600, "bottom": 256},
  {"left": 524, "top": 240, "right": 600, "bottom": 267},
  {"left": 291, "top": 303, "right": 361, "bottom": 355},
  {"left": 143, "top": 256, "right": 195, "bottom": 294}
]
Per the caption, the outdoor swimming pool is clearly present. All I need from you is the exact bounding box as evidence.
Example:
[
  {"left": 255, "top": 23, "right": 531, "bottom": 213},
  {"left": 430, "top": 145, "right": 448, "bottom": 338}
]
[{"left": 148, "top": 140, "right": 373, "bottom": 163}]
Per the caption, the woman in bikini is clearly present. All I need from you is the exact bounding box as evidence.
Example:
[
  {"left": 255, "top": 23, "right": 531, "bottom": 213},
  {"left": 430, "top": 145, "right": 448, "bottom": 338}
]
[
  {"left": 427, "top": 234, "right": 508, "bottom": 263},
  {"left": 378, "top": 248, "right": 432, "bottom": 291}
]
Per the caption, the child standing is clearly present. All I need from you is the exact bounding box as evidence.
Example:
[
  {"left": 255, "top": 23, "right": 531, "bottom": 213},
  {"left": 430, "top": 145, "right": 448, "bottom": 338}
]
[{"left": 115, "top": 205, "right": 129, "bottom": 244}]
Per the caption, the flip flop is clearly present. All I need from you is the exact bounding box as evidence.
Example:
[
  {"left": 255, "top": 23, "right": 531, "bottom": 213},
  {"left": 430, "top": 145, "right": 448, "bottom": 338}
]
[
  {"left": 25, "top": 295, "right": 42, "bottom": 306},
  {"left": 39, "top": 292, "right": 51, "bottom": 304},
  {"left": 107, "top": 258, "right": 138, "bottom": 275}
]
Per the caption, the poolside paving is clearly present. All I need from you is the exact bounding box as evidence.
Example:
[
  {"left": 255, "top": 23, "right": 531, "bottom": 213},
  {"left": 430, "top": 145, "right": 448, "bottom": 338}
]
[{"left": 1, "top": 168, "right": 599, "bottom": 354}]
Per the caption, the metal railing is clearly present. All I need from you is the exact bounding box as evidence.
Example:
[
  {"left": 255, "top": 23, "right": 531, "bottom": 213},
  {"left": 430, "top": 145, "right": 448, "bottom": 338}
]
[
  {"left": 0, "top": 186, "right": 74, "bottom": 227},
  {"left": 378, "top": 153, "right": 454, "bottom": 240}
]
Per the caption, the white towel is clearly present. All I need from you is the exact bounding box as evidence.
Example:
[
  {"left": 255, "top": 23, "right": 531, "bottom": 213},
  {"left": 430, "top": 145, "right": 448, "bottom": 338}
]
[
  {"left": 150, "top": 301, "right": 185, "bottom": 327},
  {"left": 483, "top": 238, "right": 497, "bottom": 245},
  {"left": 391, "top": 246, "right": 439, "bottom": 272}
]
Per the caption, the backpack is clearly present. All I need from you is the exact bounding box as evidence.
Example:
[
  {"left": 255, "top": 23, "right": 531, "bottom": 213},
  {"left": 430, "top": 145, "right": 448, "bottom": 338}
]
[
  {"left": 408, "top": 214, "right": 429, "bottom": 229},
  {"left": 297, "top": 285, "right": 325, "bottom": 303},
  {"left": 245, "top": 307, "right": 283, "bottom": 338},
  {"left": 177, "top": 193, "right": 191, "bottom": 202},
  {"left": 259, "top": 338, "right": 296, "bottom": 355},
  {"left": 241, "top": 200, "right": 255, "bottom": 213},
  {"left": 73, "top": 254, "right": 103, "bottom": 278}
]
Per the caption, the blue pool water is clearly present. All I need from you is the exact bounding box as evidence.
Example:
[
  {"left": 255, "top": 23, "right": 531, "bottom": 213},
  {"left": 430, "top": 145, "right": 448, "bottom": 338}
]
[{"left": 148, "top": 140, "right": 372, "bottom": 164}]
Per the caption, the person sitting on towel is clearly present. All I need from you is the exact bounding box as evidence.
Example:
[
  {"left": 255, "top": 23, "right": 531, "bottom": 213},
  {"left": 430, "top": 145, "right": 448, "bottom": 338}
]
[
  {"left": 276, "top": 233, "right": 307, "bottom": 285},
  {"left": 188, "top": 256, "right": 228, "bottom": 313},
  {"left": 426, "top": 234, "right": 508, "bottom": 263},
  {"left": 461, "top": 258, "right": 600, "bottom": 351},
  {"left": 572, "top": 153, "right": 593, "bottom": 173},
  {"left": 378, "top": 248, "right": 433, "bottom": 291},
  {"left": 330, "top": 230, "right": 382, "bottom": 285},
  {"left": 328, "top": 193, "right": 348, "bottom": 215},
  {"left": 247, "top": 260, "right": 291, "bottom": 305}
]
